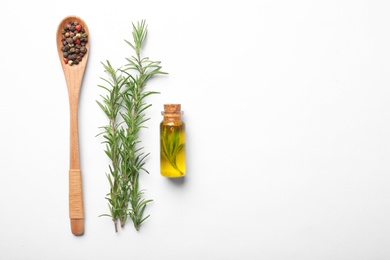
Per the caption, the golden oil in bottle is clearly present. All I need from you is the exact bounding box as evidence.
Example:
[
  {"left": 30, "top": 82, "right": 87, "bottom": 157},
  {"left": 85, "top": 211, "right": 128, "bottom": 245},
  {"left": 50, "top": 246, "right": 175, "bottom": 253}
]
[{"left": 160, "top": 104, "right": 186, "bottom": 178}]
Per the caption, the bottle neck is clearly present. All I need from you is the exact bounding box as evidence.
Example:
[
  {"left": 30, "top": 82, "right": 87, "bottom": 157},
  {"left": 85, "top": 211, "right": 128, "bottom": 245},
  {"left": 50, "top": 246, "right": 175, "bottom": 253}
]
[
  {"left": 162, "top": 111, "right": 183, "bottom": 123},
  {"left": 162, "top": 104, "right": 183, "bottom": 124}
]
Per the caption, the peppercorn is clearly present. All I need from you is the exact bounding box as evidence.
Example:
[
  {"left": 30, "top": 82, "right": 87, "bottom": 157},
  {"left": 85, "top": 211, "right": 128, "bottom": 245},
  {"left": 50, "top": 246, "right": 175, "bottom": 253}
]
[
  {"left": 60, "top": 20, "right": 88, "bottom": 66},
  {"left": 80, "top": 46, "right": 87, "bottom": 54}
]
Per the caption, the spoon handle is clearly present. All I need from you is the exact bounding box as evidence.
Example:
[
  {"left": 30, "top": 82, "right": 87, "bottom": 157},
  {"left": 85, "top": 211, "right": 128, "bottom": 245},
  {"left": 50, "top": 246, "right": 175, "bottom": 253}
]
[
  {"left": 68, "top": 87, "right": 84, "bottom": 236},
  {"left": 69, "top": 169, "right": 84, "bottom": 235}
]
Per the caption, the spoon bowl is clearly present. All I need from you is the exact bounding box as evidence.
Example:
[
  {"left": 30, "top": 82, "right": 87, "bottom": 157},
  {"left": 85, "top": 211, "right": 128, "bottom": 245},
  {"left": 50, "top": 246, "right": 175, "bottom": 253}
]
[{"left": 56, "top": 15, "right": 89, "bottom": 236}]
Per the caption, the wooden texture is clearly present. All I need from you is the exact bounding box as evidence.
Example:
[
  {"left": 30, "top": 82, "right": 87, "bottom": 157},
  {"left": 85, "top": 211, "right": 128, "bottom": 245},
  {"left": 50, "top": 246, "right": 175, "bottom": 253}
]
[{"left": 56, "top": 15, "right": 89, "bottom": 236}]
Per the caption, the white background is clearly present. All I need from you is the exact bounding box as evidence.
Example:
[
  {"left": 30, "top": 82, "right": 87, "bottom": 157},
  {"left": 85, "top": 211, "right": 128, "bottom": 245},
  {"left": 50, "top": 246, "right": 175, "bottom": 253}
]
[{"left": 1, "top": 0, "right": 390, "bottom": 259}]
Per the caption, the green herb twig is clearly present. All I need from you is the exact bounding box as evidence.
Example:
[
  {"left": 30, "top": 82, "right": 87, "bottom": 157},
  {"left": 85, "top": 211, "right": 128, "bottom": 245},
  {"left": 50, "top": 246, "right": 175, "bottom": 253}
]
[
  {"left": 97, "top": 20, "right": 166, "bottom": 232},
  {"left": 161, "top": 126, "right": 185, "bottom": 175}
]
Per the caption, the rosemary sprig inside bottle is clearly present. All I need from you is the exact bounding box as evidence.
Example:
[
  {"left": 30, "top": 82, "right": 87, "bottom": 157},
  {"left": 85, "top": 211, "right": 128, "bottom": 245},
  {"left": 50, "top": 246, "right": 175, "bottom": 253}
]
[
  {"left": 161, "top": 126, "right": 185, "bottom": 175},
  {"left": 97, "top": 20, "right": 166, "bottom": 232},
  {"left": 160, "top": 104, "right": 186, "bottom": 178}
]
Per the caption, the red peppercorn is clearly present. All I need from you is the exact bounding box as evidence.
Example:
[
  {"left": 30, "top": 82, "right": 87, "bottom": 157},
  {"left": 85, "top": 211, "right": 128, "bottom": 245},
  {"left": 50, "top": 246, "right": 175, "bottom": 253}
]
[
  {"left": 75, "top": 38, "right": 81, "bottom": 45},
  {"left": 64, "top": 58, "right": 69, "bottom": 64},
  {"left": 75, "top": 25, "right": 81, "bottom": 31}
]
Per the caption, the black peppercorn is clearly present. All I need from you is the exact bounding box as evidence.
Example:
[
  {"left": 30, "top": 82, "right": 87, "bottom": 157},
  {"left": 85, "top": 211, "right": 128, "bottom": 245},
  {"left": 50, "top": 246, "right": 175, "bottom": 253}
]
[
  {"left": 60, "top": 20, "right": 88, "bottom": 66},
  {"left": 61, "top": 21, "right": 88, "bottom": 66}
]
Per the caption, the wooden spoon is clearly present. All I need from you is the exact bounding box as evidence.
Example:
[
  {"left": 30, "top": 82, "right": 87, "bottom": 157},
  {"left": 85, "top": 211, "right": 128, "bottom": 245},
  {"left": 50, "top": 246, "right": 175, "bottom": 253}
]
[{"left": 56, "top": 15, "right": 89, "bottom": 236}]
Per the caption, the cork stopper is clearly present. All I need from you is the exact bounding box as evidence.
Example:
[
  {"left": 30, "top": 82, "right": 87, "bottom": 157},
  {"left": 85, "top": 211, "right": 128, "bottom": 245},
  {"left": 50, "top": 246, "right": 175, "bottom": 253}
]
[
  {"left": 162, "top": 104, "right": 182, "bottom": 119},
  {"left": 164, "top": 104, "right": 181, "bottom": 113}
]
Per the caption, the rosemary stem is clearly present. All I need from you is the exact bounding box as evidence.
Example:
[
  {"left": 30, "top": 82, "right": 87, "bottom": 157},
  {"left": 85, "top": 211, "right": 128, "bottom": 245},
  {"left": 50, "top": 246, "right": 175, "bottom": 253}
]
[{"left": 98, "top": 20, "right": 166, "bottom": 232}]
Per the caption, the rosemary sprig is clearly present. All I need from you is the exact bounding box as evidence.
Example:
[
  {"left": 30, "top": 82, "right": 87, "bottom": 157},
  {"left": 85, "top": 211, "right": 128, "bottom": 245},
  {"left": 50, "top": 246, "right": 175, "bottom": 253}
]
[
  {"left": 161, "top": 126, "right": 185, "bottom": 175},
  {"left": 97, "top": 20, "right": 166, "bottom": 232}
]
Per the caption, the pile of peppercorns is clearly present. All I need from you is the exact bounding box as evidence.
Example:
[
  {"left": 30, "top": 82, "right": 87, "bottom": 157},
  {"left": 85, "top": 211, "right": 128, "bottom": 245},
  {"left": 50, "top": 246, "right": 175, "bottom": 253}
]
[{"left": 60, "top": 21, "right": 88, "bottom": 66}]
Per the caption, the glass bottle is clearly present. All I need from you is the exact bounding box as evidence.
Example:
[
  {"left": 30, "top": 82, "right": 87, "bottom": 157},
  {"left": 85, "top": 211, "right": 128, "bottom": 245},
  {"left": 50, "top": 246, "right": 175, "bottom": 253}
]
[{"left": 160, "top": 104, "right": 186, "bottom": 178}]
